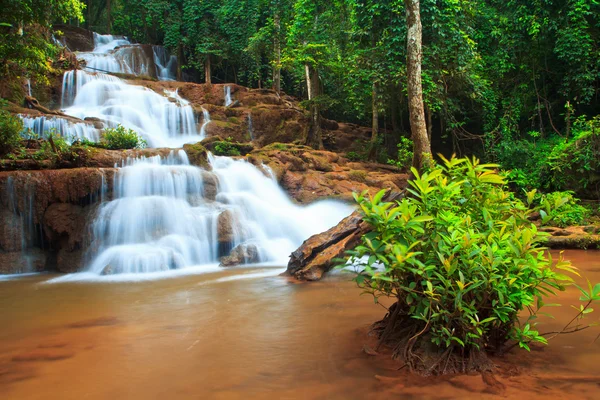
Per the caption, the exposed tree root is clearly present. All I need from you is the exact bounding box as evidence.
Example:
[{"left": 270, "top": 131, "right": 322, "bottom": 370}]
[{"left": 370, "top": 301, "right": 494, "bottom": 376}]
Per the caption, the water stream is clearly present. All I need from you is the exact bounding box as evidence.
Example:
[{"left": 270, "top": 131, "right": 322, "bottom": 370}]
[{"left": 0, "top": 250, "right": 599, "bottom": 399}]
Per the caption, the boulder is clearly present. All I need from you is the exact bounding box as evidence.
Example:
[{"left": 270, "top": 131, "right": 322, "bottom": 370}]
[
  {"left": 182, "top": 143, "right": 210, "bottom": 169},
  {"left": 220, "top": 244, "right": 259, "bottom": 267},
  {"left": 541, "top": 226, "right": 600, "bottom": 249},
  {"left": 217, "top": 210, "right": 241, "bottom": 245},
  {"left": 54, "top": 25, "right": 95, "bottom": 52}
]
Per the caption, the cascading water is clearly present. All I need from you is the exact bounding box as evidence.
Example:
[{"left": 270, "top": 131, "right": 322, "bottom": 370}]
[
  {"left": 153, "top": 46, "right": 177, "bottom": 81},
  {"left": 20, "top": 115, "right": 100, "bottom": 143},
  {"left": 224, "top": 86, "right": 232, "bottom": 107},
  {"left": 80, "top": 151, "right": 352, "bottom": 277},
  {"left": 60, "top": 70, "right": 202, "bottom": 147},
  {"left": 78, "top": 33, "right": 177, "bottom": 81},
  {"left": 4, "top": 178, "right": 42, "bottom": 273},
  {"left": 200, "top": 108, "right": 211, "bottom": 137},
  {"left": 248, "top": 113, "right": 254, "bottom": 140}
]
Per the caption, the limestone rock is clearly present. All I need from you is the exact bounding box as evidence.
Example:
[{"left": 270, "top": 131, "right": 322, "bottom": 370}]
[
  {"left": 220, "top": 244, "right": 259, "bottom": 267},
  {"left": 0, "top": 209, "right": 23, "bottom": 252},
  {"left": 0, "top": 249, "right": 47, "bottom": 274}
]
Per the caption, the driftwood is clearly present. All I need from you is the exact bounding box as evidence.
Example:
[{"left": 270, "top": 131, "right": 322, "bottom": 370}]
[
  {"left": 286, "top": 210, "right": 370, "bottom": 281},
  {"left": 24, "top": 96, "right": 65, "bottom": 116},
  {"left": 286, "top": 190, "right": 404, "bottom": 281}
]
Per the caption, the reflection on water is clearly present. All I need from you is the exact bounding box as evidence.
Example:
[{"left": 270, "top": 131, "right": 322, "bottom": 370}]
[{"left": 0, "top": 250, "right": 599, "bottom": 400}]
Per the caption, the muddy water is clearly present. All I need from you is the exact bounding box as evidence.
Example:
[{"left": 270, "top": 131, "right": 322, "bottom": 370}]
[{"left": 1, "top": 250, "right": 599, "bottom": 400}]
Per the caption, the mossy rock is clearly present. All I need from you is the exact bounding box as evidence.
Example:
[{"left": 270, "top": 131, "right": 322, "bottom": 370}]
[
  {"left": 182, "top": 143, "right": 210, "bottom": 169},
  {"left": 202, "top": 140, "right": 254, "bottom": 157}
]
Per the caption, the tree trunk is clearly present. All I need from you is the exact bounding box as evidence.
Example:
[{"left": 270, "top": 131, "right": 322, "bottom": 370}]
[
  {"left": 405, "top": 0, "right": 431, "bottom": 171},
  {"left": 106, "top": 0, "right": 112, "bottom": 34},
  {"left": 86, "top": 0, "right": 92, "bottom": 29},
  {"left": 273, "top": 10, "right": 281, "bottom": 94},
  {"left": 369, "top": 81, "right": 379, "bottom": 160},
  {"left": 176, "top": 43, "right": 183, "bottom": 81},
  {"left": 204, "top": 55, "right": 212, "bottom": 84},
  {"left": 305, "top": 63, "right": 323, "bottom": 149},
  {"left": 426, "top": 104, "right": 432, "bottom": 142}
]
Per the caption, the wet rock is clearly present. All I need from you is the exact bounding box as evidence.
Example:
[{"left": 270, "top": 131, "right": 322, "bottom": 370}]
[
  {"left": 542, "top": 225, "right": 600, "bottom": 249},
  {"left": 56, "top": 248, "right": 85, "bottom": 273},
  {"left": 183, "top": 143, "right": 210, "bottom": 169},
  {"left": 54, "top": 25, "right": 95, "bottom": 52},
  {"left": 217, "top": 210, "right": 244, "bottom": 245},
  {"left": 0, "top": 249, "right": 47, "bottom": 274},
  {"left": 201, "top": 172, "right": 218, "bottom": 201},
  {"left": 0, "top": 209, "right": 23, "bottom": 252},
  {"left": 220, "top": 244, "right": 259, "bottom": 267},
  {"left": 43, "top": 203, "right": 85, "bottom": 250}
]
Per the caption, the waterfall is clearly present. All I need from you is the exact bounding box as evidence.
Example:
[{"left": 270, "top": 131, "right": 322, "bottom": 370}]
[
  {"left": 4, "top": 178, "right": 41, "bottom": 273},
  {"left": 19, "top": 115, "right": 100, "bottom": 143},
  {"left": 153, "top": 46, "right": 177, "bottom": 81},
  {"left": 60, "top": 70, "right": 202, "bottom": 147},
  {"left": 248, "top": 113, "right": 254, "bottom": 140},
  {"left": 81, "top": 151, "right": 352, "bottom": 276},
  {"left": 76, "top": 32, "right": 177, "bottom": 81},
  {"left": 26, "top": 79, "right": 32, "bottom": 96},
  {"left": 224, "top": 86, "right": 232, "bottom": 107},
  {"left": 200, "top": 108, "right": 211, "bottom": 137}
]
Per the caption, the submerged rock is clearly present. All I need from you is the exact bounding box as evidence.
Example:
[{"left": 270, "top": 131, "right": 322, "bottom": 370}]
[
  {"left": 220, "top": 244, "right": 259, "bottom": 267},
  {"left": 542, "top": 225, "right": 600, "bottom": 249}
]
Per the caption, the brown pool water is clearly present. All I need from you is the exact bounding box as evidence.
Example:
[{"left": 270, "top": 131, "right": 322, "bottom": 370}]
[{"left": 1, "top": 250, "right": 599, "bottom": 399}]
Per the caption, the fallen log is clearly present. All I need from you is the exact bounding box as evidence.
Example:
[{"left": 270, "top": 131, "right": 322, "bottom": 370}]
[{"left": 287, "top": 190, "right": 404, "bottom": 281}]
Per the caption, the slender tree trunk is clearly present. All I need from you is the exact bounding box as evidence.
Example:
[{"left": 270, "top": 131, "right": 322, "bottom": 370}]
[
  {"left": 426, "top": 105, "right": 432, "bottom": 142},
  {"left": 204, "top": 55, "right": 212, "bottom": 84},
  {"left": 369, "top": 81, "right": 379, "bottom": 160},
  {"left": 305, "top": 63, "right": 323, "bottom": 149},
  {"left": 176, "top": 43, "right": 183, "bottom": 81},
  {"left": 273, "top": 10, "right": 281, "bottom": 94},
  {"left": 86, "top": 0, "right": 92, "bottom": 29},
  {"left": 405, "top": 0, "right": 431, "bottom": 171},
  {"left": 106, "top": 0, "right": 112, "bottom": 34}
]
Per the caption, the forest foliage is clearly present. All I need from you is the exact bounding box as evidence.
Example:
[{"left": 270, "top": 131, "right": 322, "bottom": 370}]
[{"left": 0, "top": 0, "right": 599, "bottom": 196}]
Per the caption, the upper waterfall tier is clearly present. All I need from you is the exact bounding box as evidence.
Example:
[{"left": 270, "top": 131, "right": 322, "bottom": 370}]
[
  {"left": 78, "top": 33, "right": 177, "bottom": 80},
  {"left": 59, "top": 70, "right": 205, "bottom": 147},
  {"left": 84, "top": 151, "right": 353, "bottom": 277}
]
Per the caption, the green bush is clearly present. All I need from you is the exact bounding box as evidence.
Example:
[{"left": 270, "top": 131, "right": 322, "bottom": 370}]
[
  {"left": 542, "top": 116, "right": 600, "bottom": 198},
  {"left": 102, "top": 125, "right": 147, "bottom": 150},
  {"left": 538, "top": 191, "right": 590, "bottom": 228},
  {"left": 387, "top": 137, "right": 413, "bottom": 170},
  {"left": 343, "top": 156, "right": 598, "bottom": 374},
  {"left": 0, "top": 102, "right": 24, "bottom": 156},
  {"left": 346, "top": 151, "right": 365, "bottom": 162},
  {"left": 213, "top": 141, "right": 241, "bottom": 156}
]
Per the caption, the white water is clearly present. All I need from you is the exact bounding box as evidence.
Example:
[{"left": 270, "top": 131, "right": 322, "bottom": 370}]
[
  {"left": 200, "top": 107, "right": 211, "bottom": 137},
  {"left": 20, "top": 115, "right": 100, "bottom": 143},
  {"left": 224, "top": 86, "right": 232, "bottom": 107},
  {"left": 77, "top": 151, "right": 352, "bottom": 277},
  {"left": 248, "top": 113, "right": 254, "bottom": 140},
  {"left": 60, "top": 70, "right": 202, "bottom": 147},
  {"left": 77, "top": 33, "right": 177, "bottom": 80}
]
